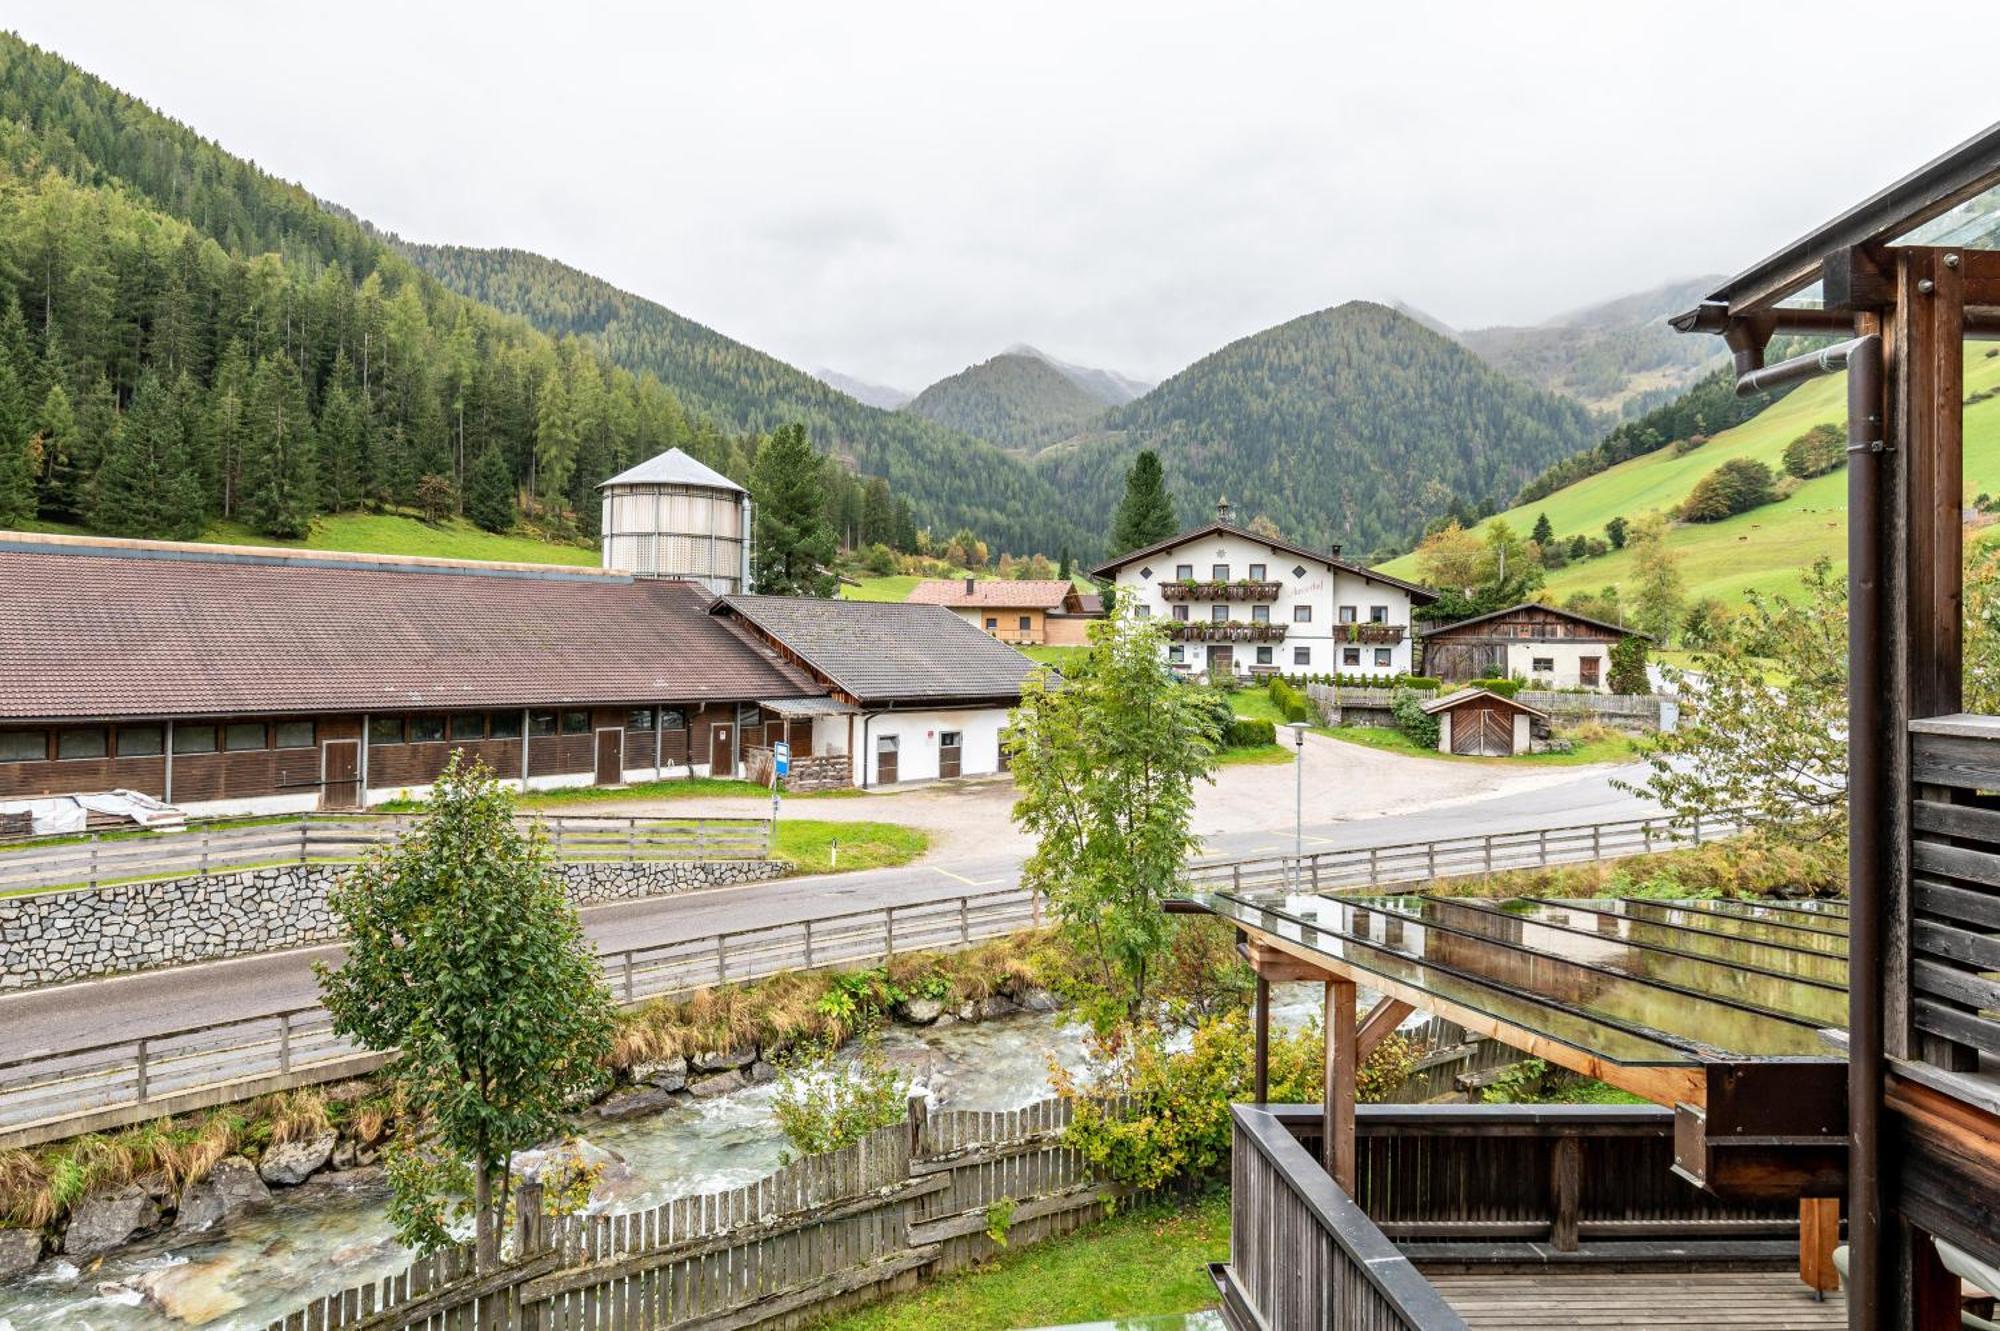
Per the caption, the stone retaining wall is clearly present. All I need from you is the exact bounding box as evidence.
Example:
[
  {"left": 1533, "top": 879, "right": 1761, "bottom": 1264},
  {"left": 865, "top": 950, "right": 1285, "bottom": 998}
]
[{"left": 0, "top": 858, "right": 786, "bottom": 990}]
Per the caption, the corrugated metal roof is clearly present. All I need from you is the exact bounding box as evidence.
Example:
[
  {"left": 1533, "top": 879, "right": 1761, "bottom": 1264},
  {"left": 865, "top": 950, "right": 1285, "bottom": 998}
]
[
  {"left": 599, "top": 447, "right": 746, "bottom": 493},
  {"left": 717, "top": 595, "right": 1039, "bottom": 706},
  {"left": 0, "top": 540, "right": 818, "bottom": 719}
]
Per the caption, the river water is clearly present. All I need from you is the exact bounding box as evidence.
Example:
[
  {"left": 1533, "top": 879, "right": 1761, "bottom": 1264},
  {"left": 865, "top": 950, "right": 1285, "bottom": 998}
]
[{"left": 0, "top": 1013, "right": 1098, "bottom": 1331}]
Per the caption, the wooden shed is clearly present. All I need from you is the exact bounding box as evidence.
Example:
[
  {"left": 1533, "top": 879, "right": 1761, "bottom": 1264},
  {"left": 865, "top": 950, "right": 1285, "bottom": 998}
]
[
  {"left": 1419, "top": 602, "right": 1642, "bottom": 692},
  {"left": 1420, "top": 687, "right": 1547, "bottom": 757}
]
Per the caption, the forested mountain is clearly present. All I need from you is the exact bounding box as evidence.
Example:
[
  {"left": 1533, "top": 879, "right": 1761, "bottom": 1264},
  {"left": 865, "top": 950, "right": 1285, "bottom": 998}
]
[
  {"left": 399, "top": 244, "right": 1090, "bottom": 554},
  {"left": 1035, "top": 302, "right": 1600, "bottom": 559},
  {"left": 811, "top": 368, "right": 911, "bottom": 411},
  {"left": 1457, "top": 277, "right": 1725, "bottom": 419},
  {"left": 903, "top": 352, "right": 1109, "bottom": 450},
  {"left": 1001, "top": 344, "right": 1151, "bottom": 407},
  {"left": 0, "top": 32, "right": 943, "bottom": 553}
]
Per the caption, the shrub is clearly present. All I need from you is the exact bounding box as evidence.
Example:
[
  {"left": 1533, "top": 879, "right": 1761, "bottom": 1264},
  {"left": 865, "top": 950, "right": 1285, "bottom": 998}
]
[
  {"left": 1680, "top": 458, "right": 1777, "bottom": 523},
  {"left": 1268, "top": 677, "right": 1312, "bottom": 724},
  {"left": 1672, "top": 433, "right": 1710, "bottom": 456},
  {"left": 771, "top": 1036, "right": 910, "bottom": 1163},
  {"left": 1608, "top": 635, "right": 1650, "bottom": 694},
  {"left": 1782, "top": 424, "right": 1846, "bottom": 479},
  {"left": 1226, "top": 716, "right": 1276, "bottom": 748},
  {"left": 1399, "top": 675, "right": 1443, "bottom": 692},
  {"left": 1391, "top": 688, "right": 1439, "bottom": 750},
  {"left": 1467, "top": 677, "right": 1524, "bottom": 698}
]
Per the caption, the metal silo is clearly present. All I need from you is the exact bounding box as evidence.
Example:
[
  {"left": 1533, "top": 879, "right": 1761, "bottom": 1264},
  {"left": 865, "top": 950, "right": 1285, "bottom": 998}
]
[{"left": 598, "top": 448, "right": 754, "bottom": 593}]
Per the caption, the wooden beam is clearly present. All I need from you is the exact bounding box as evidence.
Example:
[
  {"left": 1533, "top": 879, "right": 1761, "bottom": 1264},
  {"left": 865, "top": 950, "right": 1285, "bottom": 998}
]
[
  {"left": 1356, "top": 997, "right": 1415, "bottom": 1061},
  {"left": 1911, "top": 1226, "right": 1963, "bottom": 1331},
  {"left": 1823, "top": 244, "right": 1896, "bottom": 313},
  {"left": 1323, "top": 975, "right": 1357, "bottom": 1193},
  {"left": 1252, "top": 975, "right": 1270, "bottom": 1104},
  {"left": 1246, "top": 927, "right": 1708, "bottom": 1108},
  {"left": 1897, "top": 245, "right": 1965, "bottom": 719},
  {"left": 1799, "top": 1197, "right": 1842, "bottom": 1294},
  {"left": 1244, "top": 939, "right": 1334, "bottom": 983}
]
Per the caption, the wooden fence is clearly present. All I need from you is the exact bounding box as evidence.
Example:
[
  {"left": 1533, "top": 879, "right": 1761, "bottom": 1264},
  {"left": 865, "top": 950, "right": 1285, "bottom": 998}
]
[
  {"left": 0, "top": 886, "right": 1043, "bottom": 1148},
  {"left": 0, "top": 813, "right": 773, "bottom": 895},
  {"left": 1181, "top": 811, "right": 1742, "bottom": 898},
  {"left": 266, "top": 1096, "right": 1119, "bottom": 1331},
  {"left": 1306, "top": 682, "right": 1668, "bottom": 730}
]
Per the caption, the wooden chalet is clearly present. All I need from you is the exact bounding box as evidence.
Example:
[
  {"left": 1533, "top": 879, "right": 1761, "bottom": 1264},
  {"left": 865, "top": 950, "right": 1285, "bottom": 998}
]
[
  {"left": 1179, "top": 122, "right": 2000, "bottom": 1330},
  {"left": 1419, "top": 602, "right": 1643, "bottom": 693}
]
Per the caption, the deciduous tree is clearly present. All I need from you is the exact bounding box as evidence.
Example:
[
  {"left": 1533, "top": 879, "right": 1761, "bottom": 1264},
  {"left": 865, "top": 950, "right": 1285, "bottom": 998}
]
[
  {"left": 1625, "top": 512, "right": 1684, "bottom": 646},
  {"left": 317, "top": 756, "right": 614, "bottom": 1265}
]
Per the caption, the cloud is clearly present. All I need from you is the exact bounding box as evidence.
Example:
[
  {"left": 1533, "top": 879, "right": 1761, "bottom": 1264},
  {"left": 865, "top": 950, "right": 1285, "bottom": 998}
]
[{"left": 13, "top": 0, "right": 1995, "bottom": 389}]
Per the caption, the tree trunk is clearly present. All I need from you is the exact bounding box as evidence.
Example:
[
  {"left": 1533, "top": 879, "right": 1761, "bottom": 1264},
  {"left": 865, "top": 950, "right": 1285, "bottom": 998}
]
[{"left": 473, "top": 1156, "right": 497, "bottom": 1271}]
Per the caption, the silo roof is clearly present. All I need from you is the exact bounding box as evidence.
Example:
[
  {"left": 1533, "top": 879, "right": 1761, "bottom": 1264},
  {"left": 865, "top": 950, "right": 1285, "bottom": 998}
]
[{"left": 599, "top": 447, "right": 746, "bottom": 493}]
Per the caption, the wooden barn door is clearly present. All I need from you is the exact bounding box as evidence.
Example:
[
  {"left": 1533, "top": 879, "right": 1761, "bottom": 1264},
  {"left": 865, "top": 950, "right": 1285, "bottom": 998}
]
[
  {"left": 710, "top": 723, "right": 735, "bottom": 778},
  {"left": 1451, "top": 705, "right": 1513, "bottom": 757},
  {"left": 594, "top": 728, "right": 624, "bottom": 786},
  {"left": 321, "top": 739, "right": 361, "bottom": 809},
  {"left": 875, "top": 735, "right": 899, "bottom": 785},
  {"left": 939, "top": 731, "right": 962, "bottom": 779}
]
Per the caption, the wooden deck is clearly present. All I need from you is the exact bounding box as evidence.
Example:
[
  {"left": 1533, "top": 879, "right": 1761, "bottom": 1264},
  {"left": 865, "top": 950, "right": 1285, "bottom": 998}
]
[{"left": 1428, "top": 1270, "right": 1847, "bottom": 1329}]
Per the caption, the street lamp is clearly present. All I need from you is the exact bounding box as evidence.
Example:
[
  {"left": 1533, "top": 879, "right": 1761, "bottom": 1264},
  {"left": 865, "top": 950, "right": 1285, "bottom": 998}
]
[{"left": 1286, "top": 721, "right": 1311, "bottom": 890}]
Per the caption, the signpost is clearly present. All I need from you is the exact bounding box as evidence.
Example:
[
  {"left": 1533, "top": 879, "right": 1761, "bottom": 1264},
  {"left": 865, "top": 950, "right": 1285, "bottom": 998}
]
[{"left": 771, "top": 741, "right": 790, "bottom": 823}]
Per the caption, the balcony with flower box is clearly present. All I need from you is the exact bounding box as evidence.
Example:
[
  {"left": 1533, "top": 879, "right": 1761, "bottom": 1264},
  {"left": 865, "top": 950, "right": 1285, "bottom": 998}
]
[
  {"left": 1344, "top": 622, "right": 1408, "bottom": 645},
  {"left": 1158, "top": 579, "right": 1284, "bottom": 603},
  {"left": 1166, "top": 620, "right": 1290, "bottom": 644}
]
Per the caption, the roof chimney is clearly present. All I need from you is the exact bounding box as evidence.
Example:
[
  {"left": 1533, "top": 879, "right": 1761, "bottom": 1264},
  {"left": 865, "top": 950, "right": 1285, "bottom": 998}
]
[
  {"left": 1216, "top": 495, "right": 1233, "bottom": 524},
  {"left": 964, "top": 576, "right": 976, "bottom": 596}
]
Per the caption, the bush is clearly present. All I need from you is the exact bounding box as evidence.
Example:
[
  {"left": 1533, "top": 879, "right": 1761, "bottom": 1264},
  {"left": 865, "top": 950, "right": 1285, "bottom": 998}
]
[
  {"left": 1399, "top": 675, "right": 1443, "bottom": 692},
  {"left": 1391, "top": 688, "right": 1439, "bottom": 750},
  {"left": 1680, "top": 458, "right": 1777, "bottom": 522},
  {"left": 1191, "top": 688, "right": 1236, "bottom": 746},
  {"left": 1268, "top": 677, "right": 1312, "bottom": 724},
  {"left": 771, "top": 1036, "right": 910, "bottom": 1163},
  {"left": 1782, "top": 423, "right": 1846, "bottom": 479},
  {"left": 1225, "top": 716, "right": 1276, "bottom": 748},
  {"left": 1467, "top": 677, "right": 1524, "bottom": 697},
  {"left": 1608, "top": 635, "right": 1650, "bottom": 695}
]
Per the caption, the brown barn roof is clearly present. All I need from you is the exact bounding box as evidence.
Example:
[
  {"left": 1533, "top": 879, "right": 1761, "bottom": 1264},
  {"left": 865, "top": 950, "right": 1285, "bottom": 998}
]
[
  {"left": 905, "top": 578, "right": 1077, "bottom": 610},
  {"left": 0, "top": 535, "right": 819, "bottom": 720},
  {"left": 1419, "top": 602, "right": 1646, "bottom": 641},
  {"left": 715, "top": 595, "right": 1039, "bottom": 706}
]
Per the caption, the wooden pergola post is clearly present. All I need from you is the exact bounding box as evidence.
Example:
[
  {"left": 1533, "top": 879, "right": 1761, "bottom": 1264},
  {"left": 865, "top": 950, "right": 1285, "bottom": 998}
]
[
  {"left": 1252, "top": 975, "right": 1270, "bottom": 1103},
  {"left": 1323, "top": 975, "right": 1357, "bottom": 1193}
]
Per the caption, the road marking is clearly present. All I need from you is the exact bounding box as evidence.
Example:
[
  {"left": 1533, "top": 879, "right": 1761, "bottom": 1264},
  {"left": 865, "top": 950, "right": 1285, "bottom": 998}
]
[{"left": 931, "top": 867, "right": 979, "bottom": 885}]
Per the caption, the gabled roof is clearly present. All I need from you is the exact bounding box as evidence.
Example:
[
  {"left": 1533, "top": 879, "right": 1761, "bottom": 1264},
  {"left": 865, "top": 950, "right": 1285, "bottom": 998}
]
[
  {"left": 1090, "top": 520, "right": 1437, "bottom": 603},
  {"left": 1419, "top": 687, "right": 1548, "bottom": 719},
  {"left": 905, "top": 578, "right": 1076, "bottom": 610},
  {"left": 1420, "top": 602, "right": 1646, "bottom": 641},
  {"left": 600, "top": 447, "right": 745, "bottom": 493},
  {"left": 0, "top": 534, "right": 817, "bottom": 720},
  {"left": 714, "top": 595, "right": 1040, "bottom": 706}
]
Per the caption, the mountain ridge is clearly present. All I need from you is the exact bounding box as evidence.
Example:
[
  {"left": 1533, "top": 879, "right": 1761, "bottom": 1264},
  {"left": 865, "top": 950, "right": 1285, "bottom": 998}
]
[{"left": 903, "top": 352, "right": 1111, "bottom": 451}]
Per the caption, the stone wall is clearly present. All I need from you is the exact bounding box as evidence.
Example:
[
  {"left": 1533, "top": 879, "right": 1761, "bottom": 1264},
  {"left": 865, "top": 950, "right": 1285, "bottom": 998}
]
[{"left": 0, "top": 858, "right": 786, "bottom": 991}]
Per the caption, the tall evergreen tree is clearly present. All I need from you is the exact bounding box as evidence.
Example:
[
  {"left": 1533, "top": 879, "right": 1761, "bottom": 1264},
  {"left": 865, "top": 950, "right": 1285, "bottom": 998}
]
[
  {"left": 0, "top": 357, "right": 33, "bottom": 526},
  {"left": 466, "top": 442, "right": 515, "bottom": 533},
  {"left": 88, "top": 372, "right": 203, "bottom": 538},
  {"left": 30, "top": 382, "right": 79, "bottom": 520},
  {"left": 1110, "top": 450, "right": 1177, "bottom": 554},
  {"left": 242, "top": 353, "right": 317, "bottom": 538},
  {"left": 1530, "top": 512, "right": 1554, "bottom": 547},
  {"left": 750, "top": 423, "right": 837, "bottom": 597}
]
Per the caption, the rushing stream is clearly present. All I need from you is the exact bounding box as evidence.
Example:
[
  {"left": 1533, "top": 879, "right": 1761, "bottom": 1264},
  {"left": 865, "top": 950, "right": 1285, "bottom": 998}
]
[{"left": 0, "top": 1013, "right": 1100, "bottom": 1331}]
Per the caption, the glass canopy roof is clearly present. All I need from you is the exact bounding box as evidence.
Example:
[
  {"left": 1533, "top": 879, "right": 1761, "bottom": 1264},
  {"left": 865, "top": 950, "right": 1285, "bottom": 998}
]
[
  {"left": 1896, "top": 180, "right": 2000, "bottom": 249},
  {"left": 1197, "top": 889, "right": 1850, "bottom": 1070}
]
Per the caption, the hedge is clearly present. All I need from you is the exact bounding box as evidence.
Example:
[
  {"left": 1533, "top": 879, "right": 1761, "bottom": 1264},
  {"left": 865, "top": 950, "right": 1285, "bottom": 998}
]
[{"left": 1227, "top": 716, "right": 1277, "bottom": 748}]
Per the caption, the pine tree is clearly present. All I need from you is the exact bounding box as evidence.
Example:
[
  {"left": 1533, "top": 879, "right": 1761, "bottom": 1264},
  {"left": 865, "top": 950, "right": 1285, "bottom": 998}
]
[
  {"left": 466, "top": 442, "right": 516, "bottom": 533},
  {"left": 1110, "top": 450, "right": 1177, "bottom": 554},
  {"left": 30, "top": 382, "right": 78, "bottom": 520},
  {"left": 1604, "top": 516, "right": 1628, "bottom": 550},
  {"left": 1531, "top": 512, "right": 1554, "bottom": 547},
  {"left": 242, "top": 353, "right": 317, "bottom": 538},
  {"left": 533, "top": 368, "right": 575, "bottom": 512},
  {"left": 0, "top": 357, "right": 33, "bottom": 526},
  {"left": 750, "top": 423, "right": 837, "bottom": 597},
  {"left": 1058, "top": 546, "right": 1072, "bottom": 579},
  {"left": 88, "top": 372, "right": 204, "bottom": 538}
]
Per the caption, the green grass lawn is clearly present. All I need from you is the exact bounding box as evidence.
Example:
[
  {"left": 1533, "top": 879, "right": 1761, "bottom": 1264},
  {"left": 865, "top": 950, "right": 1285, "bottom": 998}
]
[
  {"left": 1217, "top": 743, "right": 1293, "bottom": 767},
  {"left": 1018, "top": 644, "right": 1088, "bottom": 671},
  {"left": 24, "top": 511, "right": 601, "bottom": 566},
  {"left": 1375, "top": 345, "right": 2000, "bottom": 606},
  {"left": 1226, "top": 687, "right": 1291, "bottom": 726},
  {"left": 1316, "top": 723, "right": 1639, "bottom": 766},
  {"left": 809, "top": 1192, "right": 1227, "bottom": 1331},
  {"left": 774, "top": 819, "right": 929, "bottom": 873},
  {"left": 840, "top": 574, "right": 925, "bottom": 602}
]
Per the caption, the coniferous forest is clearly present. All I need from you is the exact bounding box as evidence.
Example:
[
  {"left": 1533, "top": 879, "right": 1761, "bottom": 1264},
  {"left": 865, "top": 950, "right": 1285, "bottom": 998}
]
[{"left": 0, "top": 33, "right": 938, "bottom": 553}]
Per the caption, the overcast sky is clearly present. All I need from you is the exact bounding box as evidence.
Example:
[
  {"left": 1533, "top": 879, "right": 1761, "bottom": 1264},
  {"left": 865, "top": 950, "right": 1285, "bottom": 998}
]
[{"left": 10, "top": 3, "right": 1994, "bottom": 389}]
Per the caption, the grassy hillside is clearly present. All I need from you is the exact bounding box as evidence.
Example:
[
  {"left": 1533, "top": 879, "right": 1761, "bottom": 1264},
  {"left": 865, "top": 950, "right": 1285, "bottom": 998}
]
[
  {"left": 20, "top": 512, "right": 601, "bottom": 566},
  {"left": 1377, "top": 346, "right": 2000, "bottom": 604}
]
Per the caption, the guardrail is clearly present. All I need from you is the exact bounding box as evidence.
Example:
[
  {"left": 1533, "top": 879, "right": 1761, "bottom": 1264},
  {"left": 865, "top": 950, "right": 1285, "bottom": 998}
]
[
  {"left": 1182, "top": 811, "right": 1741, "bottom": 897},
  {"left": 0, "top": 813, "right": 773, "bottom": 895},
  {"left": 0, "top": 885, "right": 1042, "bottom": 1147}
]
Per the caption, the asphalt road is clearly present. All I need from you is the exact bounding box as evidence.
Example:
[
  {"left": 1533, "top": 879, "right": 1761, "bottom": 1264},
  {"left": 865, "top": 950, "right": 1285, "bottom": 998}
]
[{"left": 0, "top": 763, "right": 1658, "bottom": 1063}]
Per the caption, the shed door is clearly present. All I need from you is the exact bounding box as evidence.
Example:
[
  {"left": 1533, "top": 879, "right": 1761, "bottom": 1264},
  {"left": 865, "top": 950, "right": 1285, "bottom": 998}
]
[
  {"left": 1579, "top": 656, "right": 1602, "bottom": 689},
  {"left": 939, "top": 731, "right": 962, "bottom": 779},
  {"left": 876, "top": 735, "right": 899, "bottom": 786},
  {"left": 322, "top": 739, "right": 361, "bottom": 810},
  {"left": 1451, "top": 705, "right": 1514, "bottom": 757},
  {"left": 710, "top": 723, "right": 735, "bottom": 778},
  {"left": 595, "top": 728, "right": 624, "bottom": 786}
]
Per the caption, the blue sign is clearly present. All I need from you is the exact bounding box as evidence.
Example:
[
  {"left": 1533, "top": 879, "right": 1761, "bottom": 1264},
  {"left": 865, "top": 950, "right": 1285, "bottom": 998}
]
[{"left": 773, "top": 741, "right": 791, "bottom": 777}]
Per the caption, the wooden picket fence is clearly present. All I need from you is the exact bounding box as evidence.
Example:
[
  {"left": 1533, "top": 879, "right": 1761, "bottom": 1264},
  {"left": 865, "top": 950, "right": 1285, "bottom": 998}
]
[{"left": 266, "top": 1095, "right": 1124, "bottom": 1331}]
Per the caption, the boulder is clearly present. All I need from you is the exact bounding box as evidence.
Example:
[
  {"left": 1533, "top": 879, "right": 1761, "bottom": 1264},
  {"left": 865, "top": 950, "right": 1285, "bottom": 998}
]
[
  {"left": 631, "top": 1057, "right": 689, "bottom": 1092},
  {"left": 259, "top": 1131, "right": 337, "bottom": 1186},
  {"left": 62, "top": 1184, "right": 160, "bottom": 1257},
  {"left": 748, "top": 1060, "right": 778, "bottom": 1084},
  {"left": 978, "top": 995, "right": 1020, "bottom": 1020},
  {"left": 0, "top": 1228, "right": 40, "bottom": 1280},
  {"left": 1019, "top": 987, "right": 1061, "bottom": 1014},
  {"left": 593, "top": 1084, "right": 679, "bottom": 1121},
  {"left": 136, "top": 1259, "right": 246, "bottom": 1324},
  {"left": 691, "top": 1046, "right": 756, "bottom": 1073},
  {"left": 687, "top": 1068, "right": 748, "bottom": 1099},
  {"left": 175, "top": 1157, "right": 271, "bottom": 1232},
  {"left": 896, "top": 996, "right": 945, "bottom": 1025}
]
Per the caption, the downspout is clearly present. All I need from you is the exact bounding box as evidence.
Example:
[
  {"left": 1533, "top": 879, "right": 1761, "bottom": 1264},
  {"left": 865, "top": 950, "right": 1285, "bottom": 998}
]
[
  {"left": 1736, "top": 333, "right": 1886, "bottom": 1331},
  {"left": 163, "top": 719, "right": 174, "bottom": 806}
]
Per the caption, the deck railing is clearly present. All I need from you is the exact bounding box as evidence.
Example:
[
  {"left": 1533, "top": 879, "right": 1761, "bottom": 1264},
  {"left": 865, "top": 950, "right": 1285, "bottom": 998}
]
[{"left": 0, "top": 812, "right": 773, "bottom": 895}]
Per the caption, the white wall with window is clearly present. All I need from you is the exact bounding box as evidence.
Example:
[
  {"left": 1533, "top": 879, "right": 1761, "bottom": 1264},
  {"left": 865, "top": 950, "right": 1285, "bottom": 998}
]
[
  {"left": 810, "top": 706, "right": 1014, "bottom": 786},
  {"left": 1102, "top": 529, "right": 1425, "bottom": 679}
]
